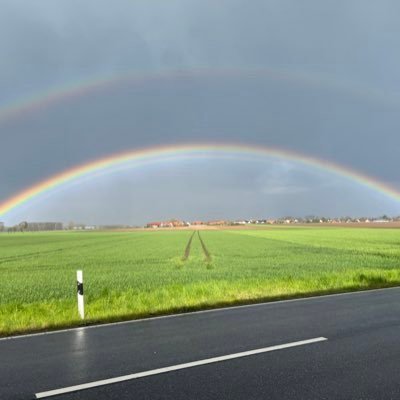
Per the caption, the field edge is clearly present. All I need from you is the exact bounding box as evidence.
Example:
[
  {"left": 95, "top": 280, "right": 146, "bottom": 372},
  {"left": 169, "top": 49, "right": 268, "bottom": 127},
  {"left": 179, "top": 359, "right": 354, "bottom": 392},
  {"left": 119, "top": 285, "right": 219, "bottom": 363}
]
[{"left": 2, "top": 282, "right": 400, "bottom": 339}]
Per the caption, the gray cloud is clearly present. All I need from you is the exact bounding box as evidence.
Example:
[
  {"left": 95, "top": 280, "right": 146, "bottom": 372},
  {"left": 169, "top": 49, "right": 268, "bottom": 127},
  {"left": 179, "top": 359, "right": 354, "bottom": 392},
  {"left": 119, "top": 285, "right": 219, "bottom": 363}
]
[{"left": 1, "top": 0, "right": 400, "bottom": 224}]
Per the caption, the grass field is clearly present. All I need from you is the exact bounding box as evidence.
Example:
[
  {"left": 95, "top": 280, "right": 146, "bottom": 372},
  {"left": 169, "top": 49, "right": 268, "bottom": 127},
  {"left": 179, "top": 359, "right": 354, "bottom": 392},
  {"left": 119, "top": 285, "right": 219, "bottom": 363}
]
[{"left": 1, "top": 227, "right": 400, "bottom": 336}]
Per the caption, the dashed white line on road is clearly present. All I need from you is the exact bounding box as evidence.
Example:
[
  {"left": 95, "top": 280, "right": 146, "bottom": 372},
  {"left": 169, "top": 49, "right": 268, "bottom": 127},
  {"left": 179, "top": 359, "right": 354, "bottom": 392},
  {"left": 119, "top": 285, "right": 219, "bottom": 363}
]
[{"left": 35, "top": 336, "right": 327, "bottom": 398}]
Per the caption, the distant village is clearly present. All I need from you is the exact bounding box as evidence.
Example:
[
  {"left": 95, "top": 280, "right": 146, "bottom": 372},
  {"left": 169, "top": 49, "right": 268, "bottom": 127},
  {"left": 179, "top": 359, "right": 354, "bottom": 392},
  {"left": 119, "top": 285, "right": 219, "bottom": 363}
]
[
  {"left": 144, "top": 216, "right": 400, "bottom": 228},
  {"left": 1, "top": 215, "right": 400, "bottom": 232}
]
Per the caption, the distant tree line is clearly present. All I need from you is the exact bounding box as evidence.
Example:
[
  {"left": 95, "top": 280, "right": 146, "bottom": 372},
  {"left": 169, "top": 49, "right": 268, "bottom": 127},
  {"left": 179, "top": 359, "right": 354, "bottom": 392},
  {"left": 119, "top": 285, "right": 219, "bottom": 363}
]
[{"left": 4, "top": 221, "right": 63, "bottom": 232}]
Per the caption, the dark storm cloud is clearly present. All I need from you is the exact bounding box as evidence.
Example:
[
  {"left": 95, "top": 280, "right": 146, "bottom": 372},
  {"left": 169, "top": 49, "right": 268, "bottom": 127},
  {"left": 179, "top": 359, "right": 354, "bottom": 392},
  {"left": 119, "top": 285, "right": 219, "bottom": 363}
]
[
  {"left": 1, "top": 0, "right": 400, "bottom": 223},
  {"left": 2, "top": 75, "right": 399, "bottom": 192},
  {"left": 2, "top": 0, "right": 400, "bottom": 94}
]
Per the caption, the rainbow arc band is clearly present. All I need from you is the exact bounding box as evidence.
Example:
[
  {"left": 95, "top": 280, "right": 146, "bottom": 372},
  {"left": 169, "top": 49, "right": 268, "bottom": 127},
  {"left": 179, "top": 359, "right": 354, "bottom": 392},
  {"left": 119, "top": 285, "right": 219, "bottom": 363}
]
[
  {"left": 0, "top": 143, "right": 399, "bottom": 218},
  {"left": 1, "top": 67, "right": 399, "bottom": 125}
]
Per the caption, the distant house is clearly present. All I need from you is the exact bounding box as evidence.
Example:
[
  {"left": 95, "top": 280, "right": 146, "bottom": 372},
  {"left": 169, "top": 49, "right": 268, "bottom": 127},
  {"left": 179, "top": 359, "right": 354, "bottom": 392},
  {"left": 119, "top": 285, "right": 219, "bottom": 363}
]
[
  {"left": 207, "top": 220, "right": 227, "bottom": 226},
  {"left": 147, "top": 222, "right": 162, "bottom": 228},
  {"left": 169, "top": 219, "right": 185, "bottom": 227},
  {"left": 146, "top": 219, "right": 189, "bottom": 228}
]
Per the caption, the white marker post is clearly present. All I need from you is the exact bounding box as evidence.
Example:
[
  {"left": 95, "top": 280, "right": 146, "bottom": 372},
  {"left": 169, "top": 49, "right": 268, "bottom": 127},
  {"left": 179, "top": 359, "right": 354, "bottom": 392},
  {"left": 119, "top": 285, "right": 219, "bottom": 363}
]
[{"left": 77, "top": 270, "right": 85, "bottom": 319}]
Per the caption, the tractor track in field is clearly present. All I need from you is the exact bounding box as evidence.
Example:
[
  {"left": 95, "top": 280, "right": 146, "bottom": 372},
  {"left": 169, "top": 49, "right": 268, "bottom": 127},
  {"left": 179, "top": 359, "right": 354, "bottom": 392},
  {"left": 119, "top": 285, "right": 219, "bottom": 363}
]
[
  {"left": 198, "top": 231, "right": 212, "bottom": 262},
  {"left": 182, "top": 231, "right": 196, "bottom": 261}
]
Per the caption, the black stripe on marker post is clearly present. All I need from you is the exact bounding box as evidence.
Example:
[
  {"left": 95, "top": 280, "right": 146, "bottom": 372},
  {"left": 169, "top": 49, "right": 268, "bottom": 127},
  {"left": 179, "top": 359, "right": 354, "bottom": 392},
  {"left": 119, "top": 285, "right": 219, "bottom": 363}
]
[
  {"left": 77, "top": 281, "right": 84, "bottom": 296},
  {"left": 76, "top": 270, "right": 85, "bottom": 319}
]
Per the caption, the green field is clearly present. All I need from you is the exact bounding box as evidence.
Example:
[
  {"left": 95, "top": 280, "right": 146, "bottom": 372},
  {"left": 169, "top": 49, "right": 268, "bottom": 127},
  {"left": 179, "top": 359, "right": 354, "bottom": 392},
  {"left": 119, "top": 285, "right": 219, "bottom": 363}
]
[{"left": 1, "top": 227, "right": 400, "bottom": 336}]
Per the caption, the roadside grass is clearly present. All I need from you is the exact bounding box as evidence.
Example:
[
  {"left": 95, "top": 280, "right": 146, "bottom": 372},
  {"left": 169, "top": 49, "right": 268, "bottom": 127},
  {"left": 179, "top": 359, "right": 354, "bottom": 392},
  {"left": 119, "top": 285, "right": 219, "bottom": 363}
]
[{"left": 0, "top": 227, "right": 400, "bottom": 336}]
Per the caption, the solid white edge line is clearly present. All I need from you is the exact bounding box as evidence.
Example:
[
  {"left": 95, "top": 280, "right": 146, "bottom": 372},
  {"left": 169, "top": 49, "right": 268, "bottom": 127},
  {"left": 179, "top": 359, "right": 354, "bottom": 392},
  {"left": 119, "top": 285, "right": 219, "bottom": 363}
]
[
  {"left": 35, "top": 337, "right": 327, "bottom": 398},
  {"left": 2, "top": 285, "right": 399, "bottom": 342},
  {"left": 2, "top": 286, "right": 398, "bottom": 342}
]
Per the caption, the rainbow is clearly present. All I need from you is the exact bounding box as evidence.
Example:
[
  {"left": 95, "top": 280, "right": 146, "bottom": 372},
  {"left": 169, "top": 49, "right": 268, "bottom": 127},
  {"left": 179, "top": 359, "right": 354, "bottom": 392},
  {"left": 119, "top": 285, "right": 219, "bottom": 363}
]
[
  {"left": 0, "top": 143, "right": 399, "bottom": 218},
  {"left": 1, "top": 67, "right": 399, "bottom": 125}
]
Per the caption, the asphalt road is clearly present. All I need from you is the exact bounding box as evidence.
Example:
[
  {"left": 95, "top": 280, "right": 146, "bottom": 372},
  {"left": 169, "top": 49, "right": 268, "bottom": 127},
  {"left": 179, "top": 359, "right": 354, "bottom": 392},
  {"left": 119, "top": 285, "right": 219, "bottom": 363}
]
[{"left": 2, "top": 287, "right": 400, "bottom": 399}]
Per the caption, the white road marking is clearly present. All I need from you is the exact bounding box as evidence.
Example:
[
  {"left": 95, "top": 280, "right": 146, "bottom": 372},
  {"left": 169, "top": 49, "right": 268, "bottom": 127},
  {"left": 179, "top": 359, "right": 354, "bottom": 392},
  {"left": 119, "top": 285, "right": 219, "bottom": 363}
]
[
  {"left": 35, "top": 337, "right": 327, "bottom": 398},
  {"left": 1, "top": 286, "right": 398, "bottom": 342}
]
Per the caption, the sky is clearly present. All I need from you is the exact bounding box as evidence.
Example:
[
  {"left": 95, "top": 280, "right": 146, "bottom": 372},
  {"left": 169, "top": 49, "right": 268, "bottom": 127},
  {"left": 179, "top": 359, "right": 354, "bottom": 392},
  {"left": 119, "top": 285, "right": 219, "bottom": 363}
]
[{"left": 1, "top": 0, "right": 400, "bottom": 225}]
